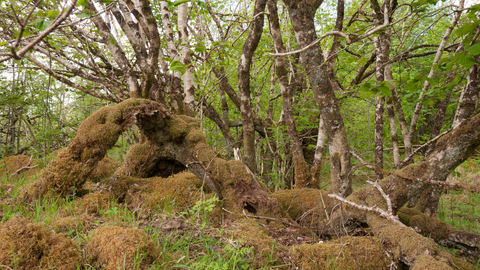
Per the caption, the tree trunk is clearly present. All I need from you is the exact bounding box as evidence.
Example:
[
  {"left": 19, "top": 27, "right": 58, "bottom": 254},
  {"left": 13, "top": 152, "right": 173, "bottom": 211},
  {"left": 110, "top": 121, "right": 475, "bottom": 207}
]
[
  {"left": 267, "top": 0, "right": 314, "bottom": 189},
  {"left": 282, "top": 0, "right": 352, "bottom": 196},
  {"left": 237, "top": 0, "right": 267, "bottom": 174}
]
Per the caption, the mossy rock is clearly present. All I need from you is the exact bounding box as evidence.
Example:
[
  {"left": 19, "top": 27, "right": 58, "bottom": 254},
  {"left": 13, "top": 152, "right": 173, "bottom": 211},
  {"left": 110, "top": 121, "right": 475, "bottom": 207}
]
[
  {"left": 290, "top": 236, "right": 392, "bottom": 269},
  {"left": 88, "top": 225, "right": 158, "bottom": 270},
  {"left": 0, "top": 216, "right": 81, "bottom": 269}
]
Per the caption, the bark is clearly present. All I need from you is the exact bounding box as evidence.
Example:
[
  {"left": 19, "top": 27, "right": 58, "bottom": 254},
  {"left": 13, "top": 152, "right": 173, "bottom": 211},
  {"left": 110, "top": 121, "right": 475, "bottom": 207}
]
[
  {"left": 407, "top": 0, "right": 464, "bottom": 156},
  {"left": 452, "top": 58, "right": 480, "bottom": 128},
  {"left": 267, "top": 0, "right": 314, "bottom": 189},
  {"left": 178, "top": 3, "right": 195, "bottom": 116},
  {"left": 160, "top": 1, "right": 184, "bottom": 114},
  {"left": 237, "top": 0, "right": 267, "bottom": 174},
  {"left": 386, "top": 97, "right": 401, "bottom": 168},
  {"left": 282, "top": 0, "right": 352, "bottom": 196},
  {"left": 374, "top": 97, "right": 385, "bottom": 180}
]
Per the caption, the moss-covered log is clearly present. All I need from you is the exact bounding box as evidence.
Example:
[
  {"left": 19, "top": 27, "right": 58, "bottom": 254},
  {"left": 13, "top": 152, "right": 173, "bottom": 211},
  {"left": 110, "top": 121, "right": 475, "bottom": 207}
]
[{"left": 26, "top": 98, "right": 284, "bottom": 218}]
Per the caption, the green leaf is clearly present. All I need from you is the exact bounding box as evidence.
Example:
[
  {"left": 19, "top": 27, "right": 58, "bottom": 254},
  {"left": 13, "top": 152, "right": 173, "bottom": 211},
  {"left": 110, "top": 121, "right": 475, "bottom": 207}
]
[
  {"left": 0, "top": 41, "right": 8, "bottom": 46},
  {"left": 466, "top": 42, "right": 480, "bottom": 56},
  {"left": 100, "top": 0, "right": 114, "bottom": 3},
  {"left": 36, "top": 20, "right": 52, "bottom": 31},
  {"left": 470, "top": 3, "right": 480, "bottom": 12},
  {"left": 76, "top": 12, "right": 90, "bottom": 18},
  {"left": 454, "top": 22, "right": 480, "bottom": 37},
  {"left": 406, "top": 81, "right": 418, "bottom": 92},
  {"left": 173, "top": 0, "right": 190, "bottom": 6},
  {"left": 194, "top": 45, "right": 206, "bottom": 53},
  {"left": 196, "top": 1, "right": 207, "bottom": 9},
  {"left": 45, "top": 10, "right": 60, "bottom": 18},
  {"left": 377, "top": 85, "right": 392, "bottom": 96},
  {"left": 77, "top": 0, "right": 88, "bottom": 6},
  {"left": 458, "top": 54, "right": 477, "bottom": 69},
  {"left": 425, "top": 77, "right": 435, "bottom": 84},
  {"left": 109, "top": 34, "right": 117, "bottom": 45}
]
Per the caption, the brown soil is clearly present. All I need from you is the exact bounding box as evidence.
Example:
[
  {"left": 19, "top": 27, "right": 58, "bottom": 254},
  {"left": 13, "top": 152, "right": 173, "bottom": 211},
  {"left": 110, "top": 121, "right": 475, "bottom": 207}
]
[{"left": 0, "top": 216, "right": 81, "bottom": 269}]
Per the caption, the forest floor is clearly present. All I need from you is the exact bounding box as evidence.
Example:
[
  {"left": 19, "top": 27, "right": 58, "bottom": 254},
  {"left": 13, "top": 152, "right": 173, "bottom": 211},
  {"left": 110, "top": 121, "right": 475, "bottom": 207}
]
[{"left": 0, "top": 151, "right": 479, "bottom": 269}]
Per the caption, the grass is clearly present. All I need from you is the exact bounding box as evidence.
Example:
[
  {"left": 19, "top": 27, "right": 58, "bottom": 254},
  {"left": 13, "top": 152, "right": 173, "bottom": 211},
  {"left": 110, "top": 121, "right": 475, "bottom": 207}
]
[
  {"left": 1, "top": 153, "right": 480, "bottom": 269},
  {"left": 0, "top": 168, "right": 289, "bottom": 270}
]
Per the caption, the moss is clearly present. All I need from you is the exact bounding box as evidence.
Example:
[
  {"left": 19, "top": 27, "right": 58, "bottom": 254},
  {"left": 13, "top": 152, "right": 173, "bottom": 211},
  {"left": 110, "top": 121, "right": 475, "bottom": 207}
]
[
  {"left": 88, "top": 225, "right": 157, "bottom": 270},
  {"left": 91, "top": 156, "right": 119, "bottom": 182},
  {"left": 410, "top": 254, "right": 452, "bottom": 270},
  {"left": 0, "top": 216, "right": 80, "bottom": 269},
  {"left": 185, "top": 128, "right": 206, "bottom": 144},
  {"left": 74, "top": 192, "right": 112, "bottom": 215},
  {"left": 51, "top": 216, "right": 85, "bottom": 234},
  {"left": 228, "top": 218, "right": 288, "bottom": 267},
  {"left": 24, "top": 98, "right": 168, "bottom": 199},
  {"left": 0, "top": 155, "right": 39, "bottom": 181},
  {"left": 116, "top": 141, "right": 159, "bottom": 178},
  {"left": 137, "top": 172, "right": 208, "bottom": 210},
  {"left": 290, "top": 236, "right": 391, "bottom": 269},
  {"left": 166, "top": 116, "right": 190, "bottom": 141},
  {"left": 273, "top": 189, "right": 334, "bottom": 234}
]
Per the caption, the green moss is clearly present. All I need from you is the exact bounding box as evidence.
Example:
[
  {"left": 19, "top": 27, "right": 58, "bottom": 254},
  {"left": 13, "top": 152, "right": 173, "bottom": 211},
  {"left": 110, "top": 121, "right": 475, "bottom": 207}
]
[
  {"left": 185, "top": 129, "right": 206, "bottom": 144},
  {"left": 227, "top": 218, "right": 288, "bottom": 268},
  {"left": 166, "top": 116, "right": 190, "bottom": 141},
  {"left": 0, "top": 216, "right": 81, "bottom": 269},
  {"left": 88, "top": 225, "right": 157, "bottom": 270},
  {"left": 290, "top": 236, "right": 391, "bottom": 269},
  {"left": 273, "top": 189, "right": 334, "bottom": 234}
]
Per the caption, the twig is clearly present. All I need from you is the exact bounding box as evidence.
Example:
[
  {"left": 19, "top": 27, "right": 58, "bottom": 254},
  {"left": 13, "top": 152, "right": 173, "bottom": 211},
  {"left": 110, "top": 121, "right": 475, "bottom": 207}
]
[
  {"left": 328, "top": 194, "right": 405, "bottom": 226},
  {"left": 10, "top": 156, "right": 37, "bottom": 176},
  {"left": 367, "top": 181, "right": 392, "bottom": 215}
]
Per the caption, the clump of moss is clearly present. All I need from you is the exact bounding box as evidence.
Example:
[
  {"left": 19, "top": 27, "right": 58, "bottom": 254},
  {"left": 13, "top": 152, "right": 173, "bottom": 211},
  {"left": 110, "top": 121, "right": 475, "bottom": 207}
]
[
  {"left": 0, "top": 155, "right": 39, "bottom": 181},
  {"left": 91, "top": 156, "right": 119, "bottom": 182},
  {"left": 0, "top": 216, "right": 80, "bottom": 269},
  {"left": 74, "top": 192, "right": 112, "bottom": 215},
  {"left": 116, "top": 141, "right": 159, "bottom": 178},
  {"left": 88, "top": 225, "right": 157, "bottom": 270},
  {"left": 290, "top": 236, "right": 392, "bottom": 269},
  {"left": 166, "top": 116, "right": 190, "bottom": 141},
  {"left": 227, "top": 218, "right": 288, "bottom": 268},
  {"left": 273, "top": 189, "right": 334, "bottom": 234}
]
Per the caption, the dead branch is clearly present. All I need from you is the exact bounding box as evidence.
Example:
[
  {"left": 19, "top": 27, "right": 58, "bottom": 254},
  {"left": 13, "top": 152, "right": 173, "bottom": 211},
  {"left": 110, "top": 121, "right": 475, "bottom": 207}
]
[{"left": 328, "top": 193, "right": 405, "bottom": 226}]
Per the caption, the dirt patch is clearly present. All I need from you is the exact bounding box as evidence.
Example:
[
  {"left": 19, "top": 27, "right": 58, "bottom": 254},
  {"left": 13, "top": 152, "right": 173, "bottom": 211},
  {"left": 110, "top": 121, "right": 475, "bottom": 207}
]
[
  {"left": 88, "top": 225, "right": 158, "bottom": 270},
  {"left": 0, "top": 216, "right": 81, "bottom": 269},
  {"left": 290, "top": 236, "right": 392, "bottom": 269}
]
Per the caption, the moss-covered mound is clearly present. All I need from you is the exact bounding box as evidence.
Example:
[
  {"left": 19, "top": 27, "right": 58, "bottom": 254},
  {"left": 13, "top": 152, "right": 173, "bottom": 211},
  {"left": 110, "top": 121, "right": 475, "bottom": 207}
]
[
  {"left": 88, "top": 225, "right": 158, "bottom": 270},
  {"left": 227, "top": 218, "right": 289, "bottom": 268},
  {"left": 0, "top": 155, "right": 39, "bottom": 180},
  {"left": 290, "top": 236, "right": 392, "bottom": 269},
  {"left": 273, "top": 188, "right": 334, "bottom": 234},
  {"left": 97, "top": 172, "right": 209, "bottom": 211},
  {"left": 91, "top": 156, "right": 119, "bottom": 182},
  {"left": 0, "top": 216, "right": 80, "bottom": 269}
]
